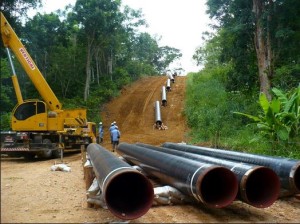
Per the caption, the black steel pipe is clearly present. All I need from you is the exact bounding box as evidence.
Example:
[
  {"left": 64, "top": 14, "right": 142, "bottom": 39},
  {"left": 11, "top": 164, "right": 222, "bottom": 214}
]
[
  {"left": 117, "top": 142, "right": 238, "bottom": 208},
  {"left": 162, "top": 142, "right": 300, "bottom": 194},
  {"left": 155, "top": 101, "right": 162, "bottom": 125},
  {"left": 87, "top": 143, "right": 154, "bottom": 220},
  {"left": 161, "top": 86, "right": 167, "bottom": 106},
  {"left": 137, "top": 143, "right": 280, "bottom": 208}
]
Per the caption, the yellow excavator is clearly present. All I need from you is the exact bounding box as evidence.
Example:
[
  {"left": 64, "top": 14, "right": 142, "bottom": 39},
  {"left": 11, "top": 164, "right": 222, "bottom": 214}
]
[{"left": 0, "top": 12, "right": 96, "bottom": 159}]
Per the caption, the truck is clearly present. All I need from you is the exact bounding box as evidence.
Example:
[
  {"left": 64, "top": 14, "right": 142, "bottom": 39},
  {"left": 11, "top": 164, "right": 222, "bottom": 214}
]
[{"left": 0, "top": 12, "right": 96, "bottom": 159}]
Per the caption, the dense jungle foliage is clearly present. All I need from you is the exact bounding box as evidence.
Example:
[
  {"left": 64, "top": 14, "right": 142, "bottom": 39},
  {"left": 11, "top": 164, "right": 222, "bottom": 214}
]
[{"left": 188, "top": 0, "right": 300, "bottom": 158}]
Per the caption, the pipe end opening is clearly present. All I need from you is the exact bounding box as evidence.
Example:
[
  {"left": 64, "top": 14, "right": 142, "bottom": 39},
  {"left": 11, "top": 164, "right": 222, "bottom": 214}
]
[
  {"left": 243, "top": 167, "right": 280, "bottom": 208},
  {"left": 292, "top": 163, "right": 300, "bottom": 193},
  {"left": 199, "top": 167, "right": 238, "bottom": 208},
  {"left": 105, "top": 171, "right": 154, "bottom": 220}
]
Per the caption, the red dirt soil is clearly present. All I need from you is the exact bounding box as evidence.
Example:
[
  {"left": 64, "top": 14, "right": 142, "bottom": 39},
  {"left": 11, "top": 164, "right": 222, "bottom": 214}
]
[{"left": 1, "top": 76, "right": 300, "bottom": 223}]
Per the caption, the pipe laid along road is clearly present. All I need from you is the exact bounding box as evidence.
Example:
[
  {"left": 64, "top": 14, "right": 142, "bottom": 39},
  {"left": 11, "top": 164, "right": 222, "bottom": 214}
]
[
  {"left": 117, "top": 142, "right": 238, "bottom": 208},
  {"left": 137, "top": 143, "right": 280, "bottom": 208},
  {"left": 161, "top": 86, "right": 167, "bottom": 106},
  {"left": 162, "top": 142, "right": 300, "bottom": 194},
  {"left": 155, "top": 100, "right": 162, "bottom": 125},
  {"left": 87, "top": 143, "right": 154, "bottom": 220}
]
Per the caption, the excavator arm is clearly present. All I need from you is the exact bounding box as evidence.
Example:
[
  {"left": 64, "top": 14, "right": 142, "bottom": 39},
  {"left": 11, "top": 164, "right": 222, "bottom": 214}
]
[{"left": 1, "top": 12, "right": 62, "bottom": 111}]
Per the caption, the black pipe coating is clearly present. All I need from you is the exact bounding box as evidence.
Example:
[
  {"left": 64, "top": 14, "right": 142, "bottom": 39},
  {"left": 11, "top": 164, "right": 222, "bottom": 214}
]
[
  {"left": 117, "top": 142, "right": 238, "bottom": 208},
  {"left": 87, "top": 143, "right": 154, "bottom": 220},
  {"left": 137, "top": 143, "right": 280, "bottom": 208},
  {"left": 162, "top": 142, "right": 300, "bottom": 194}
]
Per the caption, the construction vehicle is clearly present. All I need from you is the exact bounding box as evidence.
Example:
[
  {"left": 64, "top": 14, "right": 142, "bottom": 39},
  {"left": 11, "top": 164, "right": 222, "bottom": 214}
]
[{"left": 0, "top": 12, "right": 96, "bottom": 159}]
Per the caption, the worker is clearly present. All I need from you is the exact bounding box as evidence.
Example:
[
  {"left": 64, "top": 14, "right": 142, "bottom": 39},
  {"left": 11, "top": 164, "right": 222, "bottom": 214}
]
[
  {"left": 98, "top": 122, "right": 104, "bottom": 143},
  {"left": 111, "top": 126, "right": 121, "bottom": 152},
  {"left": 109, "top": 122, "right": 115, "bottom": 143}
]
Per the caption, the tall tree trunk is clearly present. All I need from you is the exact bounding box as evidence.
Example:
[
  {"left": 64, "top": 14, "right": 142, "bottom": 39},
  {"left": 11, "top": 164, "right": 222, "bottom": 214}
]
[
  {"left": 84, "top": 39, "right": 93, "bottom": 101},
  {"left": 95, "top": 49, "right": 100, "bottom": 85},
  {"left": 253, "top": 0, "right": 273, "bottom": 100}
]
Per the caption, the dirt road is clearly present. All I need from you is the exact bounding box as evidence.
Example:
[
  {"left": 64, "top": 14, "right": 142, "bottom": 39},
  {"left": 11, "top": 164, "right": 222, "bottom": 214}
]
[{"left": 1, "top": 76, "right": 300, "bottom": 223}]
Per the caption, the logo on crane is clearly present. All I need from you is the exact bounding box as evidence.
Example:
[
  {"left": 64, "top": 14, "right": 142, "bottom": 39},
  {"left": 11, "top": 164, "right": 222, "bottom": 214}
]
[{"left": 19, "top": 48, "right": 35, "bottom": 70}]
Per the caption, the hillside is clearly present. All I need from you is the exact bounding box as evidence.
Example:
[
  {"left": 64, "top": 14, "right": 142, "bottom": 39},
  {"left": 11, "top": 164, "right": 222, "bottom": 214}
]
[{"left": 101, "top": 76, "right": 189, "bottom": 149}]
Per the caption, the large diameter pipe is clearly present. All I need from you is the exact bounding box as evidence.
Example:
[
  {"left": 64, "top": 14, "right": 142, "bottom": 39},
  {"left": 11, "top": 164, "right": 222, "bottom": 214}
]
[
  {"left": 155, "top": 101, "right": 162, "bottom": 125},
  {"left": 117, "top": 142, "right": 238, "bottom": 208},
  {"left": 161, "top": 86, "right": 167, "bottom": 106},
  {"left": 87, "top": 143, "right": 154, "bottom": 220},
  {"left": 168, "top": 74, "right": 175, "bottom": 83},
  {"left": 162, "top": 142, "right": 300, "bottom": 194},
  {"left": 166, "top": 79, "right": 171, "bottom": 91},
  {"left": 137, "top": 143, "right": 280, "bottom": 208}
]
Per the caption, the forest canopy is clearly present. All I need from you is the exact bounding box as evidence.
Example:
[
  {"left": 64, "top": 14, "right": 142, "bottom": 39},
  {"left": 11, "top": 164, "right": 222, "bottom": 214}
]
[{"left": 0, "top": 0, "right": 182, "bottom": 126}]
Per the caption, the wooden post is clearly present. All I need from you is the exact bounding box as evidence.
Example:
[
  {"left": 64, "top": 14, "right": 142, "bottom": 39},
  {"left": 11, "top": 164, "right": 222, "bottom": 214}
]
[
  {"left": 59, "top": 135, "right": 64, "bottom": 163},
  {"left": 84, "top": 160, "right": 95, "bottom": 208},
  {"left": 81, "top": 145, "right": 87, "bottom": 167},
  {"left": 82, "top": 145, "right": 95, "bottom": 208}
]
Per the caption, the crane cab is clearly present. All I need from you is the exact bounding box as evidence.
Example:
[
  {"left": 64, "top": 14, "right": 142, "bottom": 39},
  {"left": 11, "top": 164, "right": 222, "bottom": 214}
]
[{"left": 11, "top": 100, "right": 64, "bottom": 131}]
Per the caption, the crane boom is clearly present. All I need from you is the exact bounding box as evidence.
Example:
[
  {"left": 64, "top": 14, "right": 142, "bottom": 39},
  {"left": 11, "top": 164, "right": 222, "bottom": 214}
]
[{"left": 1, "top": 12, "right": 61, "bottom": 111}]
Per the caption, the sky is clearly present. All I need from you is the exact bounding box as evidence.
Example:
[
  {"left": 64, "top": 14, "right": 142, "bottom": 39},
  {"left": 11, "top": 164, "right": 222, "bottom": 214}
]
[{"left": 32, "top": 0, "right": 213, "bottom": 73}]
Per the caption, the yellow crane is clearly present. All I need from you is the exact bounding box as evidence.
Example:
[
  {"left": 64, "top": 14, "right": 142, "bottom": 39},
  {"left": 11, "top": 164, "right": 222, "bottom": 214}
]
[{"left": 0, "top": 12, "right": 96, "bottom": 159}]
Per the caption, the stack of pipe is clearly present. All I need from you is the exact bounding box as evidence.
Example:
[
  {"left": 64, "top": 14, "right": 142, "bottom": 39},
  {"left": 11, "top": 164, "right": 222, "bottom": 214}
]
[
  {"left": 136, "top": 143, "right": 280, "bottom": 208},
  {"left": 117, "top": 142, "right": 239, "bottom": 208},
  {"left": 86, "top": 143, "right": 154, "bottom": 220},
  {"left": 162, "top": 142, "right": 300, "bottom": 195}
]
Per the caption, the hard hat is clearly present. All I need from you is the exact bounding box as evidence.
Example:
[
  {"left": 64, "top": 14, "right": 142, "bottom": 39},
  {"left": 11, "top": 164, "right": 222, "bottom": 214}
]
[
  {"left": 99, "top": 122, "right": 102, "bottom": 125},
  {"left": 113, "top": 121, "right": 116, "bottom": 124}
]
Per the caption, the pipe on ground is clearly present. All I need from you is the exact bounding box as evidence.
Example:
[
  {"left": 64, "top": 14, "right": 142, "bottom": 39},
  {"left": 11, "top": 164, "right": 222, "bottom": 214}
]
[
  {"left": 155, "top": 101, "right": 162, "bottom": 125},
  {"left": 166, "top": 79, "right": 171, "bottom": 91},
  {"left": 117, "top": 142, "right": 238, "bottom": 208},
  {"left": 137, "top": 143, "right": 280, "bottom": 208},
  {"left": 87, "top": 143, "right": 154, "bottom": 220},
  {"left": 162, "top": 142, "right": 300, "bottom": 194},
  {"left": 161, "top": 86, "right": 167, "bottom": 106}
]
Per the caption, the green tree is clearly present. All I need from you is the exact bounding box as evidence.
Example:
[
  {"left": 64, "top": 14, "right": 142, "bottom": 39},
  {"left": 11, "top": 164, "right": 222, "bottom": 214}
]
[
  {"left": 70, "top": 0, "right": 124, "bottom": 101},
  {"left": 205, "top": 0, "right": 300, "bottom": 95}
]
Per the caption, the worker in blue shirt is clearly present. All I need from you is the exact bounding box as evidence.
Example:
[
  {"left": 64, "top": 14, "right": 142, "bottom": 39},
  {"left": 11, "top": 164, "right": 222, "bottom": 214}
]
[
  {"left": 111, "top": 127, "right": 121, "bottom": 152},
  {"left": 109, "top": 122, "right": 115, "bottom": 143}
]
